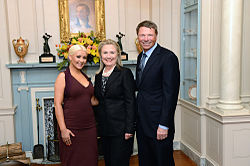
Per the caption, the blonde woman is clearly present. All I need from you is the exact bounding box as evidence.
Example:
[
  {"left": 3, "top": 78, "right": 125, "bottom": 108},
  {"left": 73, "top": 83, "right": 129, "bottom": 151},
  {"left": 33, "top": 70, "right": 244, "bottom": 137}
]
[{"left": 54, "top": 45, "right": 98, "bottom": 166}]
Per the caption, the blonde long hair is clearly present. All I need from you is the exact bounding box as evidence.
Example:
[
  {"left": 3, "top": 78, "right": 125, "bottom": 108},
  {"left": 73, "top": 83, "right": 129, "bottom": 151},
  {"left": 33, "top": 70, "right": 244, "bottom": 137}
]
[{"left": 96, "top": 39, "right": 122, "bottom": 74}]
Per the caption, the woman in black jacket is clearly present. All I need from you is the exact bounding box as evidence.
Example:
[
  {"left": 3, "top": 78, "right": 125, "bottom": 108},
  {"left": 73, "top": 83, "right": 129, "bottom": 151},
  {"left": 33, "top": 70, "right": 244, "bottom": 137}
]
[{"left": 94, "top": 39, "right": 136, "bottom": 166}]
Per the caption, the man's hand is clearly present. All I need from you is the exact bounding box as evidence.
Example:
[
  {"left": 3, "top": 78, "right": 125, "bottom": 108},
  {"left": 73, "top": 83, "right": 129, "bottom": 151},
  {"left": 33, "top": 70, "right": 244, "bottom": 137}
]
[{"left": 157, "top": 127, "right": 168, "bottom": 140}]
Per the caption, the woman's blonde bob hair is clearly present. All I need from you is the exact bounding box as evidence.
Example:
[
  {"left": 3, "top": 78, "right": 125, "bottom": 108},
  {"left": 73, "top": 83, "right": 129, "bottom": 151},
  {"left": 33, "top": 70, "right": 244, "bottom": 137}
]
[
  {"left": 96, "top": 39, "right": 122, "bottom": 74},
  {"left": 68, "top": 44, "right": 87, "bottom": 57}
]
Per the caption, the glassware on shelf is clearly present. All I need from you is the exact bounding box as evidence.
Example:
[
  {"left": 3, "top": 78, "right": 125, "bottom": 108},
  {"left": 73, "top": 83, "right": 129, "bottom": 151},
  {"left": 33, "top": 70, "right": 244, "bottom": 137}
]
[
  {"left": 184, "top": 29, "right": 197, "bottom": 35},
  {"left": 185, "top": 48, "right": 197, "bottom": 58},
  {"left": 188, "top": 84, "right": 197, "bottom": 100}
]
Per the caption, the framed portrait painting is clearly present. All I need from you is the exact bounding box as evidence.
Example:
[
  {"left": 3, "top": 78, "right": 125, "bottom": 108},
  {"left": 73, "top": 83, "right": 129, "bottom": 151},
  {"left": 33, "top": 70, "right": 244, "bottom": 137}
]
[{"left": 58, "top": 0, "right": 105, "bottom": 42}]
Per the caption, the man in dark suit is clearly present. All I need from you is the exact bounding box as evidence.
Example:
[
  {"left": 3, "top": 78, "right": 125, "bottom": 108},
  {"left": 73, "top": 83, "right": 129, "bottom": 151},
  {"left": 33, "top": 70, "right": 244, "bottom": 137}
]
[{"left": 135, "top": 20, "right": 180, "bottom": 166}]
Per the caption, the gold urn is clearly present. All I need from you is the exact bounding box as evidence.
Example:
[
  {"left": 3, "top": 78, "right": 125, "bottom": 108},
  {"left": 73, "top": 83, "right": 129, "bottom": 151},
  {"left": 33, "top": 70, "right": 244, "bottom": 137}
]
[
  {"left": 12, "top": 37, "right": 29, "bottom": 63},
  {"left": 135, "top": 38, "right": 143, "bottom": 53}
]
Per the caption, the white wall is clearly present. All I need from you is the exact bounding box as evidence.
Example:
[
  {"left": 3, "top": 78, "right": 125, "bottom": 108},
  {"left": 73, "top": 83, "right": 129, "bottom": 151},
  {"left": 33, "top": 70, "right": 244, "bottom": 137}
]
[
  {"left": 0, "top": 0, "right": 13, "bottom": 108},
  {"left": 6, "top": 0, "right": 60, "bottom": 63},
  {"left": 5, "top": 0, "right": 180, "bottom": 63},
  {"left": 0, "top": 0, "right": 15, "bottom": 145},
  {"left": 205, "top": 112, "right": 223, "bottom": 166},
  {"left": 0, "top": 108, "right": 16, "bottom": 145},
  {"left": 181, "top": 103, "right": 201, "bottom": 153}
]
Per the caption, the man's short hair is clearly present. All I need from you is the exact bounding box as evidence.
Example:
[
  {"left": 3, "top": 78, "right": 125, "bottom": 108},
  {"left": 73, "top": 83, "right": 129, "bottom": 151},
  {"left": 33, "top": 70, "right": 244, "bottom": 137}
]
[{"left": 136, "top": 20, "right": 158, "bottom": 35}]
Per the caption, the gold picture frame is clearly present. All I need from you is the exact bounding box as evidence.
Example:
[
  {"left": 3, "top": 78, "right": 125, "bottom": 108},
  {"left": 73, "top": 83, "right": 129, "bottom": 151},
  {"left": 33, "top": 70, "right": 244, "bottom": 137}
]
[{"left": 58, "top": 0, "right": 106, "bottom": 42}]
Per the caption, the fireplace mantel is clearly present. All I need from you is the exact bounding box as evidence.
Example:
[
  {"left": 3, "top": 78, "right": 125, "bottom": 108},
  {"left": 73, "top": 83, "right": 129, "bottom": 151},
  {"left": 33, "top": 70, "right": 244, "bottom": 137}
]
[
  {"left": 6, "top": 60, "right": 137, "bottom": 69},
  {"left": 7, "top": 61, "right": 137, "bottom": 154}
]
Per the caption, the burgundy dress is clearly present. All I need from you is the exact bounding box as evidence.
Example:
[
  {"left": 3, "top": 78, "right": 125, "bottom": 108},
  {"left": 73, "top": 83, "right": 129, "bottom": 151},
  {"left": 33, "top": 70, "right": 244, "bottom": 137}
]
[{"left": 59, "top": 67, "right": 98, "bottom": 166}]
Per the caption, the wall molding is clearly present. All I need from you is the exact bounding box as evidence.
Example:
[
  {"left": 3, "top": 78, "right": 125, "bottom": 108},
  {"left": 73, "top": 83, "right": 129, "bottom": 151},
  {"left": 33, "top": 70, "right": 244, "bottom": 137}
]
[
  {"left": 180, "top": 141, "right": 218, "bottom": 166},
  {"left": 0, "top": 107, "right": 16, "bottom": 116},
  {"left": 179, "top": 99, "right": 201, "bottom": 115},
  {"left": 172, "top": 140, "right": 219, "bottom": 166},
  {"left": 241, "top": 95, "right": 250, "bottom": 103},
  {"left": 0, "top": 107, "right": 16, "bottom": 144},
  {"left": 179, "top": 99, "right": 250, "bottom": 124}
]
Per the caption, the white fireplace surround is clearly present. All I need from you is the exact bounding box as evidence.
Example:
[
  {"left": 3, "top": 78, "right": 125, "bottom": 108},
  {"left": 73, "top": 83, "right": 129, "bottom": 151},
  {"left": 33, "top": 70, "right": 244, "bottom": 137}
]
[{"left": 31, "top": 87, "right": 54, "bottom": 147}]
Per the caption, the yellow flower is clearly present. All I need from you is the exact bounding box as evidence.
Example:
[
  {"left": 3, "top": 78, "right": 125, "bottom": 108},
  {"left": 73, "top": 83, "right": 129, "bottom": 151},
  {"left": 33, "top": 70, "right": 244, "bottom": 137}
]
[
  {"left": 93, "top": 57, "right": 100, "bottom": 64},
  {"left": 82, "top": 37, "right": 87, "bottom": 44},
  {"left": 71, "top": 38, "right": 78, "bottom": 44},
  {"left": 86, "top": 38, "right": 93, "bottom": 45},
  {"left": 90, "top": 49, "right": 96, "bottom": 56},
  {"left": 96, "top": 51, "right": 100, "bottom": 57},
  {"left": 63, "top": 52, "right": 68, "bottom": 59},
  {"left": 61, "top": 44, "right": 68, "bottom": 50}
]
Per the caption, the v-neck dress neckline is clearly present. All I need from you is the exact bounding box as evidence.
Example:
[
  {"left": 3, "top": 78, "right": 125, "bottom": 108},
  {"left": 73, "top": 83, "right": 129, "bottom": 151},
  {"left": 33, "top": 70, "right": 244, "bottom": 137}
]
[{"left": 69, "top": 68, "right": 90, "bottom": 88}]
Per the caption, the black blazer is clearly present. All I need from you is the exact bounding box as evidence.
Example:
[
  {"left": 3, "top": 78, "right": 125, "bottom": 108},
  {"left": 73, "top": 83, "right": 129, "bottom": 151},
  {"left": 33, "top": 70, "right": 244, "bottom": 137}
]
[
  {"left": 136, "top": 44, "right": 180, "bottom": 138},
  {"left": 94, "top": 66, "right": 136, "bottom": 136}
]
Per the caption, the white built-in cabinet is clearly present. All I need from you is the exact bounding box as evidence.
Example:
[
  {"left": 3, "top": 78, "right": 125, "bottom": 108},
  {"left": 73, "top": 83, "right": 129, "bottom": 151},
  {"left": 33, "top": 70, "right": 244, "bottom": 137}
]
[{"left": 180, "top": 0, "right": 200, "bottom": 105}]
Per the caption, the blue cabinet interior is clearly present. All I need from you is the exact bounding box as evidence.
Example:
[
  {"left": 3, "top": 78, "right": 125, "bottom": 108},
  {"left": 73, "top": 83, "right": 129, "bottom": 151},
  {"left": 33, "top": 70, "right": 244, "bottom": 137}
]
[{"left": 180, "top": 0, "right": 200, "bottom": 105}]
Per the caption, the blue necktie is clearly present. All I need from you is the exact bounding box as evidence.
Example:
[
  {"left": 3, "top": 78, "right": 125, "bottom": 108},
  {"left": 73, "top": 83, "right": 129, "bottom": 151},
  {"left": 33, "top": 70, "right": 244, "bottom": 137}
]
[
  {"left": 140, "top": 53, "right": 147, "bottom": 71},
  {"left": 138, "top": 53, "right": 147, "bottom": 83}
]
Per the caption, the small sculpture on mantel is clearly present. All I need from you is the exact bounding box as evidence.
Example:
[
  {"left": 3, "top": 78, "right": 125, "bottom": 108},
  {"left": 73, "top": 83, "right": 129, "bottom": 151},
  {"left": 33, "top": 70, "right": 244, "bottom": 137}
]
[
  {"left": 39, "top": 33, "right": 55, "bottom": 63},
  {"left": 43, "top": 33, "right": 52, "bottom": 54},
  {"left": 116, "top": 32, "right": 128, "bottom": 60}
]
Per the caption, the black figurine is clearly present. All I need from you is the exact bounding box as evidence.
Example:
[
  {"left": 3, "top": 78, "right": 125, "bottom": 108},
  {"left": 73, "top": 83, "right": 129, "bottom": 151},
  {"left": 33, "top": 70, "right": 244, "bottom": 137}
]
[
  {"left": 39, "top": 33, "right": 55, "bottom": 63},
  {"left": 43, "top": 33, "right": 52, "bottom": 54},
  {"left": 116, "top": 32, "right": 125, "bottom": 52},
  {"left": 116, "top": 32, "right": 128, "bottom": 60}
]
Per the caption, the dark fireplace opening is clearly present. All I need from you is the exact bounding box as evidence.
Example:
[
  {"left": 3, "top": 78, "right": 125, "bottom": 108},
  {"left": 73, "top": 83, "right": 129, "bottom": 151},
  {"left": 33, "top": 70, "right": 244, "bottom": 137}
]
[
  {"left": 43, "top": 99, "right": 60, "bottom": 162},
  {"left": 47, "top": 107, "right": 60, "bottom": 162}
]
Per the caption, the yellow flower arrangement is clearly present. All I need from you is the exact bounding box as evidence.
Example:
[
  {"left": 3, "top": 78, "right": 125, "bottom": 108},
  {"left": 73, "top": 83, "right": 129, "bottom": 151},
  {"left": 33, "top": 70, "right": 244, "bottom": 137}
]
[{"left": 56, "top": 31, "right": 100, "bottom": 70}]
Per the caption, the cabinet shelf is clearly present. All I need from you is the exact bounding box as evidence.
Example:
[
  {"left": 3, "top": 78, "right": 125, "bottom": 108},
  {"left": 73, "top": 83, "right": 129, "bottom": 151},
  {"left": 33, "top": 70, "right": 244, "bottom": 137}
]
[
  {"left": 185, "top": 49, "right": 197, "bottom": 58},
  {"left": 184, "top": 32, "right": 197, "bottom": 36},
  {"left": 185, "top": 98, "right": 197, "bottom": 103},
  {"left": 184, "top": 56, "right": 197, "bottom": 58},
  {"left": 184, "top": 3, "right": 198, "bottom": 13},
  {"left": 184, "top": 78, "right": 197, "bottom": 82}
]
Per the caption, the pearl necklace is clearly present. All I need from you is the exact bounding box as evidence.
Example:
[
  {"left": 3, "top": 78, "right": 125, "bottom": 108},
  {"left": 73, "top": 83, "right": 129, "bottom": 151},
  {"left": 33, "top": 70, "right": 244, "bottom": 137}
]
[{"left": 102, "top": 66, "right": 115, "bottom": 77}]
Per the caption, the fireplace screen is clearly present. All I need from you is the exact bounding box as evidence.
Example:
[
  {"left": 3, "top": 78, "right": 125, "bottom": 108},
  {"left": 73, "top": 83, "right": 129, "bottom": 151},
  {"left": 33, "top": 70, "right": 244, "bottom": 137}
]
[{"left": 44, "top": 99, "right": 60, "bottom": 161}]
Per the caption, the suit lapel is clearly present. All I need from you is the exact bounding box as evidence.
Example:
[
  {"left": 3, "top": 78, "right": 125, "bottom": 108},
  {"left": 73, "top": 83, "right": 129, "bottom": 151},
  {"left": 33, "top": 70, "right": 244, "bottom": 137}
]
[
  {"left": 139, "top": 44, "right": 161, "bottom": 86},
  {"left": 95, "top": 72, "right": 102, "bottom": 94},
  {"left": 105, "top": 66, "right": 120, "bottom": 93}
]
